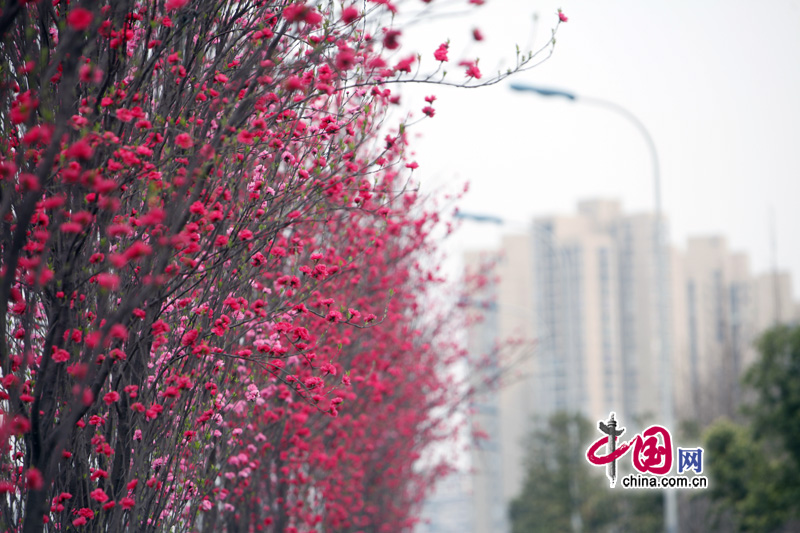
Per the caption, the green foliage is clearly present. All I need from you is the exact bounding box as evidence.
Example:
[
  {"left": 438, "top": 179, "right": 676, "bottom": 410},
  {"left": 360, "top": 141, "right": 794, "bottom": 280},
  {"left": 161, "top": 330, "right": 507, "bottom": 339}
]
[
  {"left": 703, "top": 419, "right": 793, "bottom": 532},
  {"left": 702, "top": 324, "right": 800, "bottom": 532},
  {"left": 509, "top": 412, "right": 662, "bottom": 533},
  {"left": 744, "top": 325, "right": 800, "bottom": 468}
]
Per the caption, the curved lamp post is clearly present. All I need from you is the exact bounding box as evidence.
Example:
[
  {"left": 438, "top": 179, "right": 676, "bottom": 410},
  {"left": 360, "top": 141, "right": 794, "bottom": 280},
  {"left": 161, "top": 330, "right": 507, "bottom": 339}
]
[{"left": 508, "top": 83, "right": 677, "bottom": 533}]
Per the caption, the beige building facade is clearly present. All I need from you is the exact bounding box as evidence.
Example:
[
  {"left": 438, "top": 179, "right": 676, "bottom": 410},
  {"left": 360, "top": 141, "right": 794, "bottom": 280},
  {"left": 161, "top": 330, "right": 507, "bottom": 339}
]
[{"left": 464, "top": 199, "right": 798, "bottom": 533}]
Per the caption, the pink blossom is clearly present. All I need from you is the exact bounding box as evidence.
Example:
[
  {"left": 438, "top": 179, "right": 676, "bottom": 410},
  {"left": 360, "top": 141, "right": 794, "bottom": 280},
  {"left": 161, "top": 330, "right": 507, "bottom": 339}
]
[{"left": 245, "top": 384, "right": 260, "bottom": 401}]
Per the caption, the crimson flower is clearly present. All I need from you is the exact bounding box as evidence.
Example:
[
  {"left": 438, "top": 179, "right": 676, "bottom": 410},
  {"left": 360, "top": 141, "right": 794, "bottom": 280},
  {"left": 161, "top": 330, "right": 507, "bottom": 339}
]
[
  {"left": 283, "top": 3, "right": 322, "bottom": 25},
  {"left": 165, "top": 0, "right": 190, "bottom": 11},
  {"left": 458, "top": 60, "right": 482, "bottom": 79},
  {"left": 342, "top": 6, "right": 359, "bottom": 24},
  {"left": 336, "top": 47, "right": 357, "bottom": 71},
  {"left": 175, "top": 133, "right": 193, "bottom": 148},
  {"left": 434, "top": 43, "right": 449, "bottom": 62},
  {"left": 25, "top": 468, "right": 43, "bottom": 490},
  {"left": 67, "top": 9, "right": 93, "bottom": 30},
  {"left": 90, "top": 488, "right": 109, "bottom": 503},
  {"left": 383, "top": 29, "right": 401, "bottom": 50},
  {"left": 52, "top": 348, "right": 70, "bottom": 363},
  {"left": 11, "top": 415, "right": 31, "bottom": 435},
  {"left": 394, "top": 55, "right": 415, "bottom": 73},
  {"left": 103, "top": 391, "right": 120, "bottom": 405}
]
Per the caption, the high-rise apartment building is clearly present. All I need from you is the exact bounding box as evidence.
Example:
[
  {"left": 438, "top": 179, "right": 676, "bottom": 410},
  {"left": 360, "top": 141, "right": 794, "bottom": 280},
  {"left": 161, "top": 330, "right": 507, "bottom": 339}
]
[
  {"left": 531, "top": 203, "right": 627, "bottom": 423},
  {"left": 462, "top": 199, "right": 798, "bottom": 532},
  {"left": 753, "top": 271, "right": 796, "bottom": 335},
  {"left": 528, "top": 199, "right": 667, "bottom": 427},
  {"left": 675, "top": 237, "right": 754, "bottom": 421},
  {"left": 464, "top": 249, "right": 511, "bottom": 533},
  {"left": 415, "top": 472, "right": 473, "bottom": 533}
]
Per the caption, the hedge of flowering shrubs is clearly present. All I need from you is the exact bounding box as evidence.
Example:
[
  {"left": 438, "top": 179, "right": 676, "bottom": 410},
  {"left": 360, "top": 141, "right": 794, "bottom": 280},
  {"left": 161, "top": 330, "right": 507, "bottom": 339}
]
[{"left": 0, "top": 0, "right": 561, "bottom": 530}]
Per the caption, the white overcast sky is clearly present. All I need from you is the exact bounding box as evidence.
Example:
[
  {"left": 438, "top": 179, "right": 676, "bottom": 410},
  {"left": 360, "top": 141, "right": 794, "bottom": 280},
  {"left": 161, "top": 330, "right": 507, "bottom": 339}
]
[{"left": 395, "top": 0, "right": 800, "bottom": 296}]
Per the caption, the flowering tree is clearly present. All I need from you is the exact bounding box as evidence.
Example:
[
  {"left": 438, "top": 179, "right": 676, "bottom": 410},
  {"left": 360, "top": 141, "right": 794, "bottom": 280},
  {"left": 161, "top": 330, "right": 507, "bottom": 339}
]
[{"left": 0, "top": 0, "right": 563, "bottom": 530}]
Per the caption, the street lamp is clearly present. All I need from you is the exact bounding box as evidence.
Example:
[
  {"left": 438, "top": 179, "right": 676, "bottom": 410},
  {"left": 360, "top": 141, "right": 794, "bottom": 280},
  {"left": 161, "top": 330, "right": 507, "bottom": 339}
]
[{"left": 509, "top": 83, "right": 677, "bottom": 533}]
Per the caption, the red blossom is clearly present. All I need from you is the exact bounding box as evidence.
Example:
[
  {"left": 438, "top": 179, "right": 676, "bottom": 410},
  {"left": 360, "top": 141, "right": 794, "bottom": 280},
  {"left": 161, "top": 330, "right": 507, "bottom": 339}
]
[
  {"left": 283, "top": 3, "right": 322, "bottom": 25},
  {"left": 11, "top": 415, "right": 31, "bottom": 435},
  {"left": 96, "top": 273, "right": 119, "bottom": 291},
  {"left": 175, "top": 133, "right": 193, "bottom": 148},
  {"left": 165, "top": 0, "right": 190, "bottom": 11},
  {"left": 383, "top": 29, "right": 401, "bottom": 50},
  {"left": 103, "top": 391, "right": 120, "bottom": 405},
  {"left": 116, "top": 108, "right": 134, "bottom": 122},
  {"left": 458, "top": 59, "right": 482, "bottom": 79},
  {"left": 394, "top": 55, "right": 415, "bottom": 73},
  {"left": 284, "top": 75, "right": 306, "bottom": 92},
  {"left": 52, "top": 348, "right": 70, "bottom": 363},
  {"left": 67, "top": 139, "right": 93, "bottom": 160},
  {"left": 67, "top": 8, "right": 93, "bottom": 30},
  {"left": 182, "top": 329, "right": 199, "bottom": 346},
  {"left": 25, "top": 468, "right": 43, "bottom": 490},
  {"left": 90, "top": 488, "right": 109, "bottom": 503},
  {"left": 237, "top": 130, "right": 255, "bottom": 144},
  {"left": 342, "top": 6, "right": 360, "bottom": 23},
  {"left": 0, "top": 0, "right": 547, "bottom": 529}
]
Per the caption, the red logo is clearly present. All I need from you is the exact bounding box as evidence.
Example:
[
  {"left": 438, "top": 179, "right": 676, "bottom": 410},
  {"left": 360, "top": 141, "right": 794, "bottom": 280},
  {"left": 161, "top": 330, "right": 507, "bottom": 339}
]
[{"left": 586, "top": 413, "right": 673, "bottom": 486}]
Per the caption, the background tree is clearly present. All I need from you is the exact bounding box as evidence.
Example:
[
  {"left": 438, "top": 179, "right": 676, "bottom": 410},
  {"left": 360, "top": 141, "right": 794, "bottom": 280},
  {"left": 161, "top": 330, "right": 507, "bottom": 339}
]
[
  {"left": 509, "top": 412, "right": 662, "bottom": 533},
  {"left": 702, "top": 324, "right": 800, "bottom": 532}
]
